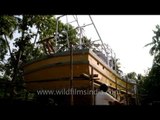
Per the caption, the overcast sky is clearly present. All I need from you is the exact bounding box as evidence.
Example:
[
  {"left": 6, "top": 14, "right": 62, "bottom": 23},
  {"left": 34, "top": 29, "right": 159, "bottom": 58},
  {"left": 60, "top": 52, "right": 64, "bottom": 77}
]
[
  {"left": 91, "top": 15, "right": 160, "bottom": 75},
  {"left": 59, "top": 15, "right": 160, "bottom": 75}
]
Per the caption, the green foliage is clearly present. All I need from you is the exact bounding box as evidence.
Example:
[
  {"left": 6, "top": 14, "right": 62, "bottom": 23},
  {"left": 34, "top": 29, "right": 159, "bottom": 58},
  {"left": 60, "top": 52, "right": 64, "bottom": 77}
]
[
  {"left": 145, "top": 24, "right": 160, "bottom": 56},
  {"left": 0, "top": 15, "right": 17, "bottom": 36},
  {"left": 0, "top": 15, "right": 17, "bottom": 61},
  {"left": 139, "top": 25, "right": 160, "bottom": 104},
  {"left": 0, "top": 15, "right": 59, "bottom": 99},
  {"left": 81, "top": 36, "right": 92, "bottom": 49},
  {"left": 127, "top": 72, "right": 137, "bottom": 80},
  {"left": 0, "top": 36, "right": 8, "bottom": 61},
  {"left": 113, "top": 58, "right": 123, "bottom": 75}
]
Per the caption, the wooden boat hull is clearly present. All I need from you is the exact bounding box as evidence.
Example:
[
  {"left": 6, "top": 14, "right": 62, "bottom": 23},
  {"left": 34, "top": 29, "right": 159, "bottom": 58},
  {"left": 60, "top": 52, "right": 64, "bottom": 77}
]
[{"left": 23, "top": 49, "right": 135, "bottom": 105}]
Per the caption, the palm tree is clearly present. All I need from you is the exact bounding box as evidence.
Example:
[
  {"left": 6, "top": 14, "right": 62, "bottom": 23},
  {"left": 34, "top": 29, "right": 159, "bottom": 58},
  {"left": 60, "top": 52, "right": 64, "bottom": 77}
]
[
  {"left": 139, "top": 24, "right": 160, "bottom": 105},
  {"left": 113, "top": 58, "right": 123, "bottom": 75},
  {"left": 145, "top": 25, "right": 160, "bottom": 56}
]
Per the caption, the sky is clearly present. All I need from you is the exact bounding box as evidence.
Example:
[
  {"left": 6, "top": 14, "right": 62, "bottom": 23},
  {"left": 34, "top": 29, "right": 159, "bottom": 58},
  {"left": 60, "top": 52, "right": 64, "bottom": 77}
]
[
  {"left": 59, "top": 15, "right": 160, "bottom": 75},
  {"left": 91, "top": 15, "right": 160, "bottom": 75}
]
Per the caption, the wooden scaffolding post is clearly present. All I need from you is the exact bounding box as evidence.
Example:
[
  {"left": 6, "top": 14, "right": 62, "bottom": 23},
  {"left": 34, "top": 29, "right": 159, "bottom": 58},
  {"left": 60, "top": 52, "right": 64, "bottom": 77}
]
[
  {"left": 70, "top": 43, "right": 74, "bottom": 105},
  {"left": 126, "top": 78, "right": 128, "bottom": 105},
  {"left": 115, "top": 77, "right": 118, "bottom": 99},
  {"left": 91, "top": 67, "right": 94, "bottom": 105}
]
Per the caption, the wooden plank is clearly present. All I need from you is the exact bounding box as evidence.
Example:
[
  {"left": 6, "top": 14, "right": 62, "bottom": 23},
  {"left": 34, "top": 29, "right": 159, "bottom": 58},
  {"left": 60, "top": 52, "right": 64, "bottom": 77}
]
[
  {"left": 24, "top": 64, "right": 89, "bottom": 82},
  {"left": 26, "top": 80, "right": 91, "bottom": 91}
]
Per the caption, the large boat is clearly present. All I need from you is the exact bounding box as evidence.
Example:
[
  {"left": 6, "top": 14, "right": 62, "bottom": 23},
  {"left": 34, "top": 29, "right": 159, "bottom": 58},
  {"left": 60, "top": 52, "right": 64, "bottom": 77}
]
[{"left": 23, "top": 15, "right": 137, "bottom": 105}]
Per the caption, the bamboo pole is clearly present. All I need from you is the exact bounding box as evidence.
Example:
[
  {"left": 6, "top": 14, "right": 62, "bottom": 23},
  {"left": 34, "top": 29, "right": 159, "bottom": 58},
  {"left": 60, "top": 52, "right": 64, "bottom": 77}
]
[
  {"left": 91, "top": 67, "right": 94, "bottom": 105},
  {"left": 70, "top": 43, "right": 74, "bottom": 105}
]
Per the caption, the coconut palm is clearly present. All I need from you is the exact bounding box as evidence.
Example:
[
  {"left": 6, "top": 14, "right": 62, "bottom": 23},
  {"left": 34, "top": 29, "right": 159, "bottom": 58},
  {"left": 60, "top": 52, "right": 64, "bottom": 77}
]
[{"left": 145, "top": 25, "right": 160, "bottom": 56}]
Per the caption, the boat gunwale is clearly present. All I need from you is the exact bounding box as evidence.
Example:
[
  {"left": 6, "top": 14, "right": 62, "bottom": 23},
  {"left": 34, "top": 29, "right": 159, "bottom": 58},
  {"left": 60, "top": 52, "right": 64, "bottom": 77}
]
[{"left": 22, "top": 49, "right": 90, "bottom": 67}]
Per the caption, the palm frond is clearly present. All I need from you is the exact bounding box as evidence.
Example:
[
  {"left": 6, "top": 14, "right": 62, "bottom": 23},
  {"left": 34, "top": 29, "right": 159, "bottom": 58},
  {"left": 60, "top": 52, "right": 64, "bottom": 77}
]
[{"left": 149, "top": 46, "right": 156, "bottom": 55}]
